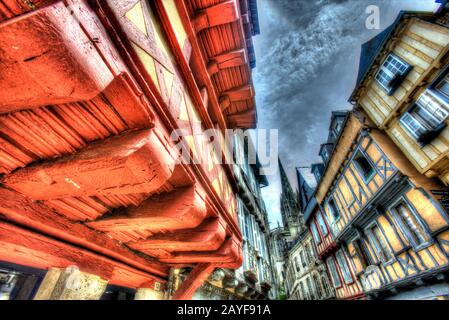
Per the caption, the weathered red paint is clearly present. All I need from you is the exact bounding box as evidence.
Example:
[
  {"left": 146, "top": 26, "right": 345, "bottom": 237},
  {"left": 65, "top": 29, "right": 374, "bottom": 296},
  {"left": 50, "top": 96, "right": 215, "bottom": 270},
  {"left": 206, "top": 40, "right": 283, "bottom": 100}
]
[
  {"left": 128, "top": 217, "right": 227, "bottom": 254},
  {"left": 172, "top": 263, "right": 216, "bottom": 300},
  {"left": 0, "top": 0, "right": 249, "bottom": 295},
  {"left": 3, "top": 130, "right": 175, "bottom": 199},
  {"left": 0, "top": 221, "right": 165, "bottom": 288},
  {"left": 87, "top": 185, "right": 208, "bottom": 241}
]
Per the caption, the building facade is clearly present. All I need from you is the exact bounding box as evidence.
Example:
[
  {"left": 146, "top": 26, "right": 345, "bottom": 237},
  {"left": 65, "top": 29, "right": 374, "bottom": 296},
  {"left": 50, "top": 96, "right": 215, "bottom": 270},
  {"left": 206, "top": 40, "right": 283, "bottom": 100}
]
[
  {"left": 284, "top": 229, "right": 333, "bottom": 300},
  {"left": 271, "top": 160, "right": 333, "bottom": 300},
  {"left": 350, "top": 7, "right": 449, "bottom": 188},
  {"left": 192, "top": 134, "right": 275, "bottom": 300},
  {"left": 0, "top": 0, "right": 259, "bottom": 300},
  {"left": 311, "top": 109, "right": 449, "bottom": 300}
]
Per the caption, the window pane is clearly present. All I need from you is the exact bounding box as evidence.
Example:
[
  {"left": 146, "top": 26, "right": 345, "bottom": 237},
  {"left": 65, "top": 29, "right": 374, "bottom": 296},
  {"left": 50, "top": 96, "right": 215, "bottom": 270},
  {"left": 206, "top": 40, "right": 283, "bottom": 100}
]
[
  {"left": 416, "top": 91, "right": 449, "bottom": 126},
  {"left": 401, "top": 112, "right": 427, "bottom": 138},
  {"left": 369, "top": 225, "right": 392, "bottom": 262},
  {"left": 436, "top": 74, "right": 449, "bottom": 99},
  {"left": 395, "top": 203, "right": 429, "bottom": 247},
  {"left": 328, "top": 198, "right": 341, "bottom": 220},
  {"left": 354, "top": 152, "right": 375, "bottom": 181},
  {"left": 327, "top": 257, "right": 341, "bottom": 288},
  {"left": 311, "top": 221, "right": 321, "bottom": 244},
  {"left": 336, "top": 251, "right": 353, "bottom": 284},
  {"left": 317, "top": 213, "right": 329, "bottom": 236},
  {"left": 376, "top": 54, "right": 409, "bottom": 90}
]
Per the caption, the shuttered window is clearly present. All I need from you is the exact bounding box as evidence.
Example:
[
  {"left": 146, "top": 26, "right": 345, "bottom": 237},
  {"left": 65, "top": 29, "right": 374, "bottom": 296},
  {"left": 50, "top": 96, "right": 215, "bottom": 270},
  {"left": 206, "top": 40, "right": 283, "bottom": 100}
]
[{"left": 436, "top": 73, "right": 449, "bottom": 99}]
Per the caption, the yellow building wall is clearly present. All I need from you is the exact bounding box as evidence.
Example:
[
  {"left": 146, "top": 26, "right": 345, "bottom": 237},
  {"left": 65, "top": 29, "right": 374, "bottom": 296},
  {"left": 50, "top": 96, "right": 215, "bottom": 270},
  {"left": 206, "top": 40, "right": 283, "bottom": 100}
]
[
  {"left": 322, "top": 134, "right": 397, "bottom": 237},
  {"left": 347, "top": 189, "right": 449, "bottom": 294},
  {"left": 356, "top": 18, "right": 449, "bottom": 183}
]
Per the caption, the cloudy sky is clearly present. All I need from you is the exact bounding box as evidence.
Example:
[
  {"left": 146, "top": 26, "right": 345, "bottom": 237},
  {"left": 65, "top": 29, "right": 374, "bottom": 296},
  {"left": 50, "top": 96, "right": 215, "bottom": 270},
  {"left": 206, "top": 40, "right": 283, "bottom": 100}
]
[{"left": 253, "top": 0, "right": 439, "bottom": 228}]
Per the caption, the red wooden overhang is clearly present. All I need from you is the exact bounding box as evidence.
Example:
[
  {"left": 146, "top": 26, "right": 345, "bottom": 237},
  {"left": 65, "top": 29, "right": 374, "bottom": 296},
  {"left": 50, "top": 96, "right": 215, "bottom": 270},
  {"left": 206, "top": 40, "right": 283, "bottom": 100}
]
[{"left": 0, "top": 0, "right": 254, "bottom": 299}]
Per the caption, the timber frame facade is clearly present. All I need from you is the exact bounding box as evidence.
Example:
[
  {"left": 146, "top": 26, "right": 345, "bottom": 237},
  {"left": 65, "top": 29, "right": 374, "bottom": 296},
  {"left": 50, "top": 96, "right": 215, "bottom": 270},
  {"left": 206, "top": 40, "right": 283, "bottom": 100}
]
[
  {"left": 309, "top": 109, "right": 449, "bottom": 300},
  {"left": 0, "top": 0, "right": 260, "bottom": 300},
  {"left": 350, "top": 7, "right": 449, "bottom": 188}
]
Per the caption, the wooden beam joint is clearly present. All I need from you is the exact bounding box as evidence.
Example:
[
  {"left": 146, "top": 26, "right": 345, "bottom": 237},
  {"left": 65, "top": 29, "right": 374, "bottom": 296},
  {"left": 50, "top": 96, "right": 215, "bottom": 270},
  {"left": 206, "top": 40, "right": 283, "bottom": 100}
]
[{"left": 192, "top": 1, "right": 239, "bottom": 33}]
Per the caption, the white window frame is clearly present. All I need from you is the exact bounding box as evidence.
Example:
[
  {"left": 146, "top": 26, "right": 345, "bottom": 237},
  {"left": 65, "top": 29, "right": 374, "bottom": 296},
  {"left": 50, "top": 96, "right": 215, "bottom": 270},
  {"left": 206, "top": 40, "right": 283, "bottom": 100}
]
[
  {"left": 316, "top": 212, "right": 329, "bottom": 237},
  {"left": 375, "top": 53, "right": 410, "bottom": 92},
  {"left": 400, "top": 90, "right": 449, "bottom": 140},
  {"left": 326, "top": 256, "right": 342, "bottom": 288},
  {"left": 389, "top": 198, "right": 431, "bottom": 250},
  {"left": 336, "top": 250, "right": 354, "bottom": 285}
]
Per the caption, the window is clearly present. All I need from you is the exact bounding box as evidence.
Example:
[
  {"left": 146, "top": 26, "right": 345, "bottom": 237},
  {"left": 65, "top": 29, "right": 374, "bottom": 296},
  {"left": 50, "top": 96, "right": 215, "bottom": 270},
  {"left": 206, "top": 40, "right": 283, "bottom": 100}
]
[
  {"left": 367, "top": 224, "right": 392, "bottom": 263},
  {"left": 326, "top": 256, "right": 342, "bottom": 288},
  {"left": 336, "top": 250, "right": 353, "bottom": 284},
  {"left": 354, "top": 151, "right": 375, "bottom": 181},
  {"left": 306, "top": 277, "right": 316, "bottom": 300},
  {"left": 294, "top": 257, "right": 300, "bottom": 273},
  {"left": 392, "top": 202, "right": 430, "bottom": 248},
  {"left": 299, "top": 281, "right": 307, "bottom": 300},
  {"left": 300, "top": 251, "right": 307, "bottom": 267},
  {"left": 401, "top": 90, "right": 449, "bottom": 143},
  {"left": 322, "top": 148, "right": 329, "bottom": 162},
  {"left": 375, "top": 53, "right": 410, "bottom": 93},
  {"left": 306, "top": 243, "right": 314, "bottom": 263},
  {"left": 435, "top": 73, "right": 449, "bottom": 99},
  {"left": 313, "top": 169, "right": 321, "bottom": 183},
  {"left": 351, "top": 238, "right": 370, "bottom": 269},
  {"left": 328, "top": 198, "right": 341, "bottom": 221},
  {"left": 310, "top": 221, "right": 321, "bottom": 245},
  {"left": 316, "top": 212, "right": 329, "bottom": 237}
]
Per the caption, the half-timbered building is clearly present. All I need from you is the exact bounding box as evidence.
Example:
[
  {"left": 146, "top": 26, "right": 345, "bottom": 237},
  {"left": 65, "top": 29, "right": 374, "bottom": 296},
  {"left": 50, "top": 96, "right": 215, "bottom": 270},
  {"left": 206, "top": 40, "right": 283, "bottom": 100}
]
[
  {"left": 192, "top": 134, "right": 275, "bottom": 300},
  {"left": 350, "top": 7, "right": 449, "bottom": 191},
  {"left": 313, "top": 109, "right": 449, "bottom": 299},
  {"left": 0, "top": 0, "right": 259, "bottom": 300}
]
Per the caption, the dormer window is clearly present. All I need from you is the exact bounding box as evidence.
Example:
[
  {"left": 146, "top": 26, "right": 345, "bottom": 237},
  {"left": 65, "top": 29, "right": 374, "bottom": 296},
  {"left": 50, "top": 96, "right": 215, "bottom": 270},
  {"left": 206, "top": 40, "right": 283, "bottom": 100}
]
[
  {"left": 400, "top": 90, "right": 449, "bottom": 144},
  {"left": 375, "top": 53, "right": 411, "bottom": 95},
  {"left": 322, "top": 148, "right": 329, "bottom": 162},
  {"left": 313, "top": 169, "right": 321, "bottom": 183}
]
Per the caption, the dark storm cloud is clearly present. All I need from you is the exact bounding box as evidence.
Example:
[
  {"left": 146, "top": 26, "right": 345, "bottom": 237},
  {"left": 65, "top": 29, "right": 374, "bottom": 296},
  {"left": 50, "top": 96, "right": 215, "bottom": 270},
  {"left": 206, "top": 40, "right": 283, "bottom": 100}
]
[{"left": 254, "top": 0, "right": 438, "bottom": 227}]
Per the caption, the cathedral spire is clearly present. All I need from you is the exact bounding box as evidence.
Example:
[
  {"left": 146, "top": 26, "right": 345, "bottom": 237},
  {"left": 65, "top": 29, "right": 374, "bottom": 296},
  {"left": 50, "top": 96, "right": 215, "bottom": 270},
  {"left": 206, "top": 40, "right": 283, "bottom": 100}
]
[{"left": 278, "top": 158, "right": 300, "bottom": 235}]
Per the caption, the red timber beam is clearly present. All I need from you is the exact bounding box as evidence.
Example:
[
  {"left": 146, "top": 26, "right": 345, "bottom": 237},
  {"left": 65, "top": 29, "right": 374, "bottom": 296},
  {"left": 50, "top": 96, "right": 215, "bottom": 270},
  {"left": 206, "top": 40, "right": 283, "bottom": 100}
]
[
  {"left": 207, "top": 49, "right": 247, "bottom": 76},
  {"left": 0, "top": 187, "right": 168, "bottom": 279},
  {"left": 91, "top": 1, "right": 242, "bottom": 242},
  {"left": 162, "top": 0, "right": 229, "bottom": 130},
  {"left": 174, "top": 0, "right": 257, "bottom": 129},
  {"left": 128, "top": 218, "right": 227, "bottom": 253},
  {"left": 172, "top": 263, "right": 216, "bottom": 300},
  {"left": 87, "top": 185, "right": 208, "bottom": 243},
  {"left": 0, "top": 221, "right": 165, "bottom": 288},
  {"left": 190, "top": 0, "right": 239, "bottom": 33},
  {"left": 219, "top": 85, "right": 254, "bottom": 112},
  {"left": 0, "top": 0, "right": 243, "bottom": 293},
  {"left": 2, "top": 129, "right": 175, "bottom": 199},
  {"left": 152, "top": 0, "right": 238, "bottom": 186}
]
